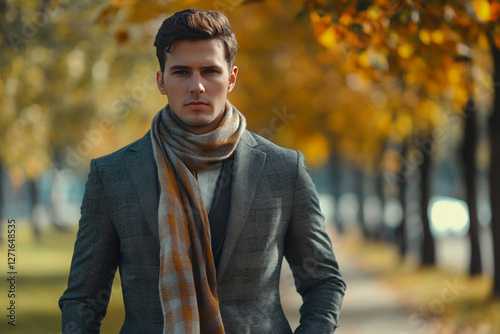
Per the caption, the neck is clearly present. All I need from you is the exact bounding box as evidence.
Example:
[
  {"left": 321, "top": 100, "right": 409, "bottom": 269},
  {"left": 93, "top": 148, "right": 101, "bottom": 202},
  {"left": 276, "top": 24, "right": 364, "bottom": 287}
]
[{"left": 168, "top": 105, "right": 227, "bottom": 135}]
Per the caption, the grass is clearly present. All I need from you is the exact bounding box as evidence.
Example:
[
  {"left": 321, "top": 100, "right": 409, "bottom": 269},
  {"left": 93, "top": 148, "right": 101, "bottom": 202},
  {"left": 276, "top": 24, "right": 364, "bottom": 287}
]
[
  {"left": 0, "top": 222, "right": 125, "bottom": 334},
  {"left": 340, "top": 233, "right": 500, "bottom": 334}
]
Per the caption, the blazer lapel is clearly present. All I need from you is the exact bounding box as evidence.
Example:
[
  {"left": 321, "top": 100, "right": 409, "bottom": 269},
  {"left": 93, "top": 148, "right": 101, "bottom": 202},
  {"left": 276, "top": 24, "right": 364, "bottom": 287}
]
[
  {"left": 124, "top": 130, "right": 266, "bottom": 274},
  {"left": 126, "top": 131, "right": 160, "bottom": 241},
  {"left": 217, "top": 131, "right": 266, "bottom": 279}
]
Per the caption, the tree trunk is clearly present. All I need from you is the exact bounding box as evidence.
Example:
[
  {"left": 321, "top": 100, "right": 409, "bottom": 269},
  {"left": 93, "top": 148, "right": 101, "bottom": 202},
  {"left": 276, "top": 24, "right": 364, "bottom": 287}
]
[
  {"left": 375, "top": 169, "right": 386, "bottom": 241},
  {"left": 488, "top": 33, "right": 500, "bottom": 298},
  {"left": 398, "top": 143, "right": 408, "bottom": 257},
  {"left": 460, "top": 97, "right": 482, "bottom": 276},
  {"left": 355, "top": 166, "right": 370, "bottom": 239},
  {"left": 419, "top": 143, "right": 435, "bottom": 266},
  {"left": 330, "top": 153, "right": 344, "bottom": 234}
]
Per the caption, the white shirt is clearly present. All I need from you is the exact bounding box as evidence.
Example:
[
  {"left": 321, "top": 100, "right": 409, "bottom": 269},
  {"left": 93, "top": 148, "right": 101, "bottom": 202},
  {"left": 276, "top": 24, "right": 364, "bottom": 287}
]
[{"left": 197, "top": 166, "right": 222, "bottom": 212}]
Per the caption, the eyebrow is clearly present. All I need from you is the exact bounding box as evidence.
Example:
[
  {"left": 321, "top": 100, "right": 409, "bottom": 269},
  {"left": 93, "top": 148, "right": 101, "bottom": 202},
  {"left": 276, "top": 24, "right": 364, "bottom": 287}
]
[{"left": 168, "top": 64, "right": 224, "bottom": 71}]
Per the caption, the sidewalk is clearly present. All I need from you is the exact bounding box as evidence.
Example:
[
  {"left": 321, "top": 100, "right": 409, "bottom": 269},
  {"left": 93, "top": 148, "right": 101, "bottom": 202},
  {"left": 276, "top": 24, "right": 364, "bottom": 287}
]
[
  {"left": 279, "top": 232, "right": 432, "bottom": 334},
  {"left": 334, "top": 249, "right": 421, "bottom": 334}
]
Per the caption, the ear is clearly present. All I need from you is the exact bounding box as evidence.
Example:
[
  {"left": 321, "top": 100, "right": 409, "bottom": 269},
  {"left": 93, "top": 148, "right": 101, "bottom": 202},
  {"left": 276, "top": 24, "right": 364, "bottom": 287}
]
[
  {"left": 227, "top": 66, "right": 238, "bottom": 93},
  {"left": 156, "top": 71, "right": 167, "bottom": 95}
]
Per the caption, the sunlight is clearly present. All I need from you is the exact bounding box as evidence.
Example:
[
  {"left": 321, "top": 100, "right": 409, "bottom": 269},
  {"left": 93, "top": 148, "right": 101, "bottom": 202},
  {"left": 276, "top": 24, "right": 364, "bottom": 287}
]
[{"left": 429, "top": 196, "right": 469, "bottom": 237}]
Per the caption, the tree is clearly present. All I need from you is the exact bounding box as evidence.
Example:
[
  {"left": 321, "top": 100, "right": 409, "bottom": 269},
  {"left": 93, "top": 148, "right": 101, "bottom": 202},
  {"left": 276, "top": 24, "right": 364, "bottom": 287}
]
[
  {"left": 304, "top": 0, "right": 500, "bottom": 294},
  {"left": 1, "top": 0, "right": 164, "bottom": 233},
  {"left": 460, "top": 96, "right": 482, "bottom": 276},
  {"left": 487, "top": 30, "right": 500, "bottom": 297}
]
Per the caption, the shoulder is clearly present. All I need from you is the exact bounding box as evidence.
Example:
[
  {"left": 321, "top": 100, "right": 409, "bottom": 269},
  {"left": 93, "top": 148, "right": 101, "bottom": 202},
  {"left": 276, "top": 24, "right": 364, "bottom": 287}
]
[
  {"left": 83, "top": 131, "right": 156, "bottom": 195},
  {"left": 244, "top": 130, "right": 300, "bottom": 162},
  {"left": 239, "top": 130, "right": 306, "bottom": 178}
]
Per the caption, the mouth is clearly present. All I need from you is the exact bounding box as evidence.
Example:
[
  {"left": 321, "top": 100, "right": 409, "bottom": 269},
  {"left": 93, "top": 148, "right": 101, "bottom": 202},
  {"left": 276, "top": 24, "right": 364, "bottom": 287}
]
[{"left": 185, "top": 100, "right": 208, "bottom": 106}]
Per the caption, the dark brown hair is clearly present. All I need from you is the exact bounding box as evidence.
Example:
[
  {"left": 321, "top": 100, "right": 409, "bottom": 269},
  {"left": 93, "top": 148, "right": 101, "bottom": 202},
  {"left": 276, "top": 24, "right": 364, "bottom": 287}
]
[{"left": 154, "top": 8, "right": 238, "bottom": 72}]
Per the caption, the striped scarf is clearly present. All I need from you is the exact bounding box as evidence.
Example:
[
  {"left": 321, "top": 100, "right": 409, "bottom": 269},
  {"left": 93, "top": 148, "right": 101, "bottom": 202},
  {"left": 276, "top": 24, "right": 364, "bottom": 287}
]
[{"left": 150, "top": 101, "right": 246, "bottom": 333}]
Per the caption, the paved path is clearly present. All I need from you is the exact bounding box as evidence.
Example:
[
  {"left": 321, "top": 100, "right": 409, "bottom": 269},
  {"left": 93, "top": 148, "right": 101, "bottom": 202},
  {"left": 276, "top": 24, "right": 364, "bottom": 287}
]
[
  {"left": 334, "top": 250, "right": 422, "bottom": 334},
  {"left": 279, "top": 231, "right": 434, "bottom": 334}
]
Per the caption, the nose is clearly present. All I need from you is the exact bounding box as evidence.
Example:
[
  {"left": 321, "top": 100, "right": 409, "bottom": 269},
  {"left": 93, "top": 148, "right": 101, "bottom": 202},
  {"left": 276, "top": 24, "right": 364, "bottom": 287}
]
[{"left": 189, "top": 72, "right": 205, "bottom": 95}]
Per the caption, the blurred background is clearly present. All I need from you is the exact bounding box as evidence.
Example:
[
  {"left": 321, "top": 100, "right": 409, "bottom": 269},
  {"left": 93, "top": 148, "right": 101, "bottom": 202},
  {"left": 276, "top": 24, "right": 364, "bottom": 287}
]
[{"left": 1, "top": 0, "right": 500, "bottom": 333}]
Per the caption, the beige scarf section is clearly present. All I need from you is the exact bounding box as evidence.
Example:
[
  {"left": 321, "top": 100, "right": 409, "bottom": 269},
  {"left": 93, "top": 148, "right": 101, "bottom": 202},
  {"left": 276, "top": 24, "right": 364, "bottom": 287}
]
[{"left": 150, "top": 101, "right": 246, "bottom": 334}]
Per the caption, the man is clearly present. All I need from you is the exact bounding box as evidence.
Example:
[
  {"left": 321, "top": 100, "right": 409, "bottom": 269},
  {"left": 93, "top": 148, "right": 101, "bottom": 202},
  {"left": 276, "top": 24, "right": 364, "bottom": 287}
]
[{"left": 60, "top": 8, "right": 345, "bottom": 334}]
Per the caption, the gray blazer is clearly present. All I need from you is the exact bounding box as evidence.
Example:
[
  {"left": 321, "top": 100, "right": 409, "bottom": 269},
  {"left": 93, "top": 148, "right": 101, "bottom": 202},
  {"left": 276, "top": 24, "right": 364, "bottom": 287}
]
[{"left": 59, "top": 130, "right": 345, "bottom": 334}]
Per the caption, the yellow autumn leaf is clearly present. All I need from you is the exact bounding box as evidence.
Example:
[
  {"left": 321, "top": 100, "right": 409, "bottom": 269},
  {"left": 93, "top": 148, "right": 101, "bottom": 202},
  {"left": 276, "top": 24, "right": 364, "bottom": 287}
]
[
  {"left": 310, "top": 11, "right": 320, "bottom": 20},
  {"left": 310, "top": 11, "right": 332, "bottom": 25},
  {"left": 310, "top": 12, "right": 333, "bottom": 35},
  {"left": 318, "top": 25, "right": 337, "bottom": 49},
  {"left": 366, "top": 5, "right": 382, "bottom": 20},
  {"left": 397, "top": 43, "right": 414, "bottom": 59},
  {"left": 431, "top": 30, "right": 445, "bottom": 44},
  {"left": 473, "top": 0, "right": 491, "bottom": 21},
  {"left": 358, "top": 51, "right": 371, "bottom": 68},
  {"left": 447, "top": 67, "right": 462, "bottom": 85},
  {"left": 419, "top": 29, "right": 431, "bottom": 45},
  {"left": 339, "top": 11, "right": 354, "bottom": 26},
  {"left": 395, "top": 113, "right": 413, "bottom": 137},
  {"left": 418, "top": 99, "right": 443, "bottom": 127}
]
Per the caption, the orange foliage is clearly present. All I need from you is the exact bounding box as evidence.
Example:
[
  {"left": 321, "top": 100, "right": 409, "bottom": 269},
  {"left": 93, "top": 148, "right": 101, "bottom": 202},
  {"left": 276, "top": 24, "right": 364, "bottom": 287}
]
[
  {"left": 304, "top": 0, "right": 498, "bottom": 170},
  {"left": 3, "top": 0, "right": 498, "bottom": 179}
]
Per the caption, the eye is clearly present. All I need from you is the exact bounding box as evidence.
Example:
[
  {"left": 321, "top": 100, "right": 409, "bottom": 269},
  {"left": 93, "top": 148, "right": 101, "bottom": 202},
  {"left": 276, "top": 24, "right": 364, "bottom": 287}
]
[
  {"left": 204, "top": 68, "right": 219, "bottom": 74},
  {"left": 173, "top": 70, "right": 189, "bottom": 75}
]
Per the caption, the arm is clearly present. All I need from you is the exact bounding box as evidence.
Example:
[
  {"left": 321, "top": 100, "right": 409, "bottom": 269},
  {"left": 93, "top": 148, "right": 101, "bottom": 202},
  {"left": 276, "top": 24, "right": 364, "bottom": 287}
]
[
  {"left": 284, "top": 152, "right": 346, "bottom": 334},
  {"left": 59, "top": 159, "right": 120, "bottom": 334}
]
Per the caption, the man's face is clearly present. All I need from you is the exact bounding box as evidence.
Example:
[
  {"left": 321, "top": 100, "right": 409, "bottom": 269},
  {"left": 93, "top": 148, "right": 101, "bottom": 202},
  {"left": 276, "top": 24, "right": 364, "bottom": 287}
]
[{"left": 156, "top": 39, "right": 238, "bottom": 134}]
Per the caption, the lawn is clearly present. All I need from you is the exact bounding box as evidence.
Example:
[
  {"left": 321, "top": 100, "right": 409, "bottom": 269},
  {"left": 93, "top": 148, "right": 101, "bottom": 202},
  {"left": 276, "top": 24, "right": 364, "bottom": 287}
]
[{"left": 0, "top": 222, "right": 125, "bottom": 334}]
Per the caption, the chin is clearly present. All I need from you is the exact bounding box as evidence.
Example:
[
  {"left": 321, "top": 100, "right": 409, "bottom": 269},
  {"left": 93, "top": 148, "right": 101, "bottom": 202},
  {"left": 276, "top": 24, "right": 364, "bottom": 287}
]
[{"left": 184, "top": 116, "right": 216, "bottom": 126}]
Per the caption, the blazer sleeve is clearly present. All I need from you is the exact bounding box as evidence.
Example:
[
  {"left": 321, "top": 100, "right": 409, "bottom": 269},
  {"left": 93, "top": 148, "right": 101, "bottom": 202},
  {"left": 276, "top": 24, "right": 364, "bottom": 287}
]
[
  {"left": 59, "top": 159, "right": 120, "bottom": 334},
  {"left": 284, "top": 151, "right": 346, "bottom": 334}
]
